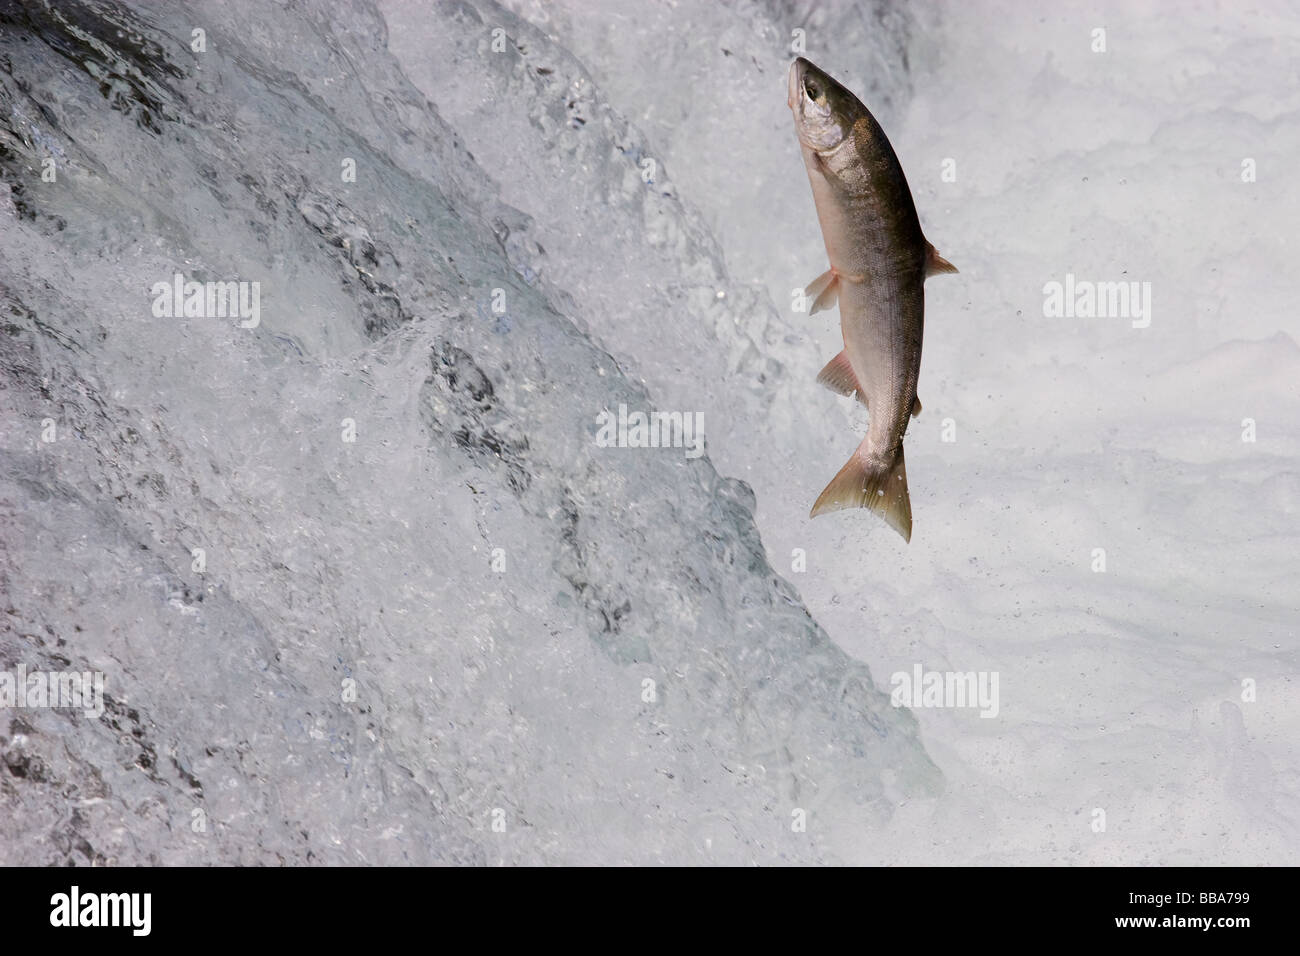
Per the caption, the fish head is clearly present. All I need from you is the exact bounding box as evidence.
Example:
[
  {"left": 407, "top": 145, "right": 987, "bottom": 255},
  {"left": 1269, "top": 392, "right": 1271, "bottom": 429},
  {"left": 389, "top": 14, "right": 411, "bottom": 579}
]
[{"left": 789, "top": 57, "right": 860, "bottom": 154}]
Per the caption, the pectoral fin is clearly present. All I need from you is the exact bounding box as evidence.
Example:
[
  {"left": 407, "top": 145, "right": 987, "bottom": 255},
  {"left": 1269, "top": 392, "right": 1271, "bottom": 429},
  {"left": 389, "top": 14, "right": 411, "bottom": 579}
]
[
  {"left": 805, "top": 269, "right": 840, "bottom": 314},
  {"left": 817, "top": 350, "right": 868, "bottom": 407},
  {"left": 912, "top": 395, "right": 922, "bottom": 417},
  {"left": 925, "top": 241, "right": 958, "bottom": 278}
]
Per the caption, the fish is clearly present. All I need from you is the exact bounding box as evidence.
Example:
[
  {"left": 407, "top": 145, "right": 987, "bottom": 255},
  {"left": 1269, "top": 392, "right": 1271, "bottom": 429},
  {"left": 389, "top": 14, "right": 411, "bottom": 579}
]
[{"left": 788, "top": 56, "right": 957, "bottom": 542}]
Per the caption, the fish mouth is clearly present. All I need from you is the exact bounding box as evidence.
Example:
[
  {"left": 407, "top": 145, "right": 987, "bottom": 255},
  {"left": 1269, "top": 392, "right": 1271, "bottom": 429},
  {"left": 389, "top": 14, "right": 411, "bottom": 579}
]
[
  {"left": 787, "top": 57, "right": 808, "bottom": 111},
  {"left": 789, "top": 57, "right": 838, "bottom": 150}
]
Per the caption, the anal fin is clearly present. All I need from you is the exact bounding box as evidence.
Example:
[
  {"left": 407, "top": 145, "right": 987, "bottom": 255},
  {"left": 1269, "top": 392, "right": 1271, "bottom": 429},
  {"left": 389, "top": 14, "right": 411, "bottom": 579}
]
[{"left": 817, "top": 350, "right": 868, "bottom": 407}]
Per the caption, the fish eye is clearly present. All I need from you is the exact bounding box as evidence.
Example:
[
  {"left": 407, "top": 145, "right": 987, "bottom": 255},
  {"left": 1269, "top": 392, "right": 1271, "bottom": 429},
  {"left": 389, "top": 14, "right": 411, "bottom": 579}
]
[{"left": 804, "top": 80, "right": 821, "bottom": 100}]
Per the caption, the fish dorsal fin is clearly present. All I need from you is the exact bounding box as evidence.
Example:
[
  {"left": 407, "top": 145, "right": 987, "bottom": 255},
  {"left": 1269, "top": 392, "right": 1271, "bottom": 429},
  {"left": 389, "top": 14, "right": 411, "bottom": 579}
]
[
  {"left": 804, "top": 269, "right": 840, "bottom": 314},
  {"left": 925, "top": 241, "right": 958, "bottom": 277},
  {"left": 816, "top": 350, "right": 868, "bottom": 406}
]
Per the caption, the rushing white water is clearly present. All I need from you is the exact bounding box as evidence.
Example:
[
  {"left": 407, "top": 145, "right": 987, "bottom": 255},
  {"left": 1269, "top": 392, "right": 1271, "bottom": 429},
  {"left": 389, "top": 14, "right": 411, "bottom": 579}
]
[
  {"left": 0, "top": 0, "right": 1296, "bottom": 865},
  {"left": 0, "top": 0, "right": 937, "bottom": 866},
  {"left": 382, "top": 0, "right": 1300, "bottom": 864}
]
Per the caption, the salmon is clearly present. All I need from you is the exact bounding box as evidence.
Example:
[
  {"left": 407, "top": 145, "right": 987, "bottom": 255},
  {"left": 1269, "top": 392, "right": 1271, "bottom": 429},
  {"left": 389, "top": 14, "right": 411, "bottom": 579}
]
[{"left": 789, "top": 57, "right": 957, "bottom": 541}]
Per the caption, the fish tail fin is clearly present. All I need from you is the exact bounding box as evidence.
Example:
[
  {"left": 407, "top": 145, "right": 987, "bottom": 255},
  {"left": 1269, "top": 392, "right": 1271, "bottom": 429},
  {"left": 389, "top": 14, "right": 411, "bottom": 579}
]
[{"left": 810, "top": 443, "right": 912, "bottom": 542}]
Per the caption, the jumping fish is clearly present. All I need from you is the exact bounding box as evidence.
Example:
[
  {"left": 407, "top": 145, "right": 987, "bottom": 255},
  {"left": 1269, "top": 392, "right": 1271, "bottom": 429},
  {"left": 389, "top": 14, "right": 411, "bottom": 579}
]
[{"left": 789, "top": 57, "right": 957, "bottom": 541}]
